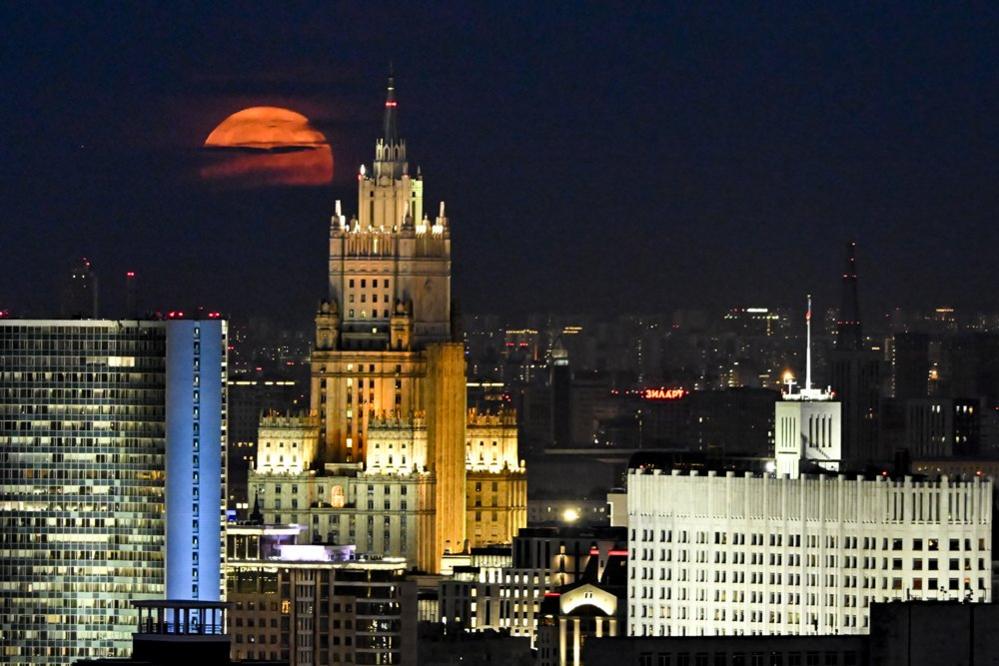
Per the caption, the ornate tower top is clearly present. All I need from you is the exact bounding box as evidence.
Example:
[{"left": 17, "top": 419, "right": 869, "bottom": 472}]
[{"left": 374, "top": 72, "right": 407, "bottom": 180}]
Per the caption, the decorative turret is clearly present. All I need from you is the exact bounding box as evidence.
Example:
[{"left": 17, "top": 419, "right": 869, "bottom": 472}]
[
  {"left": 315, "top": 299, "right": 340, "bottom": 351},
  {"left": 390, "top": 298, "right": 413, "bottom": 350}
]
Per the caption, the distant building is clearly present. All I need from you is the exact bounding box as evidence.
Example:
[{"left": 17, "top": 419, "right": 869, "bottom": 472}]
[
  {"left": 688, "top": 388, "right": 778, "bottom": 457},
  {"left": 830, "top": 242, "right": 885, "bottom": 464},
  {"left": 904, "top": 397, "right": 982, "bottom": 458},
  {"left": 892, "top": 332, "right": 930, "bottom": 400},
  {"left": 0, "top": 319, "right": 226, "bottom": 665},
  {"left": 550, "top": 342, "right": 572, "bottom": 448}
]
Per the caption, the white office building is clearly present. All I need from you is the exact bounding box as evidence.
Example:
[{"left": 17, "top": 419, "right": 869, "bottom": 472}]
[{"left": 627, "top": 467, "right": 992, "bottom": 638}]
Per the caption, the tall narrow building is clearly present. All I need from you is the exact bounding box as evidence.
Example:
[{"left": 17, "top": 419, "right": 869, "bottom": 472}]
[
  {"left": 251, "top": 75, "right": 526, "bottom": 573},
  {"left": 0, "top": 318, "right": 227, "bottom": 665},
  {"left": 830, "top": 242, "right": 884, "bottom": 464}
]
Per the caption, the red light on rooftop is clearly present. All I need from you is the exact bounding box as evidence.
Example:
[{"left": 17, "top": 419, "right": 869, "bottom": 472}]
[
  {"left": 126, "top": 271, "right": 136, "bottom": 278},
  {"left": 385, "top": 101, "right": 398, "bottom": 108}
]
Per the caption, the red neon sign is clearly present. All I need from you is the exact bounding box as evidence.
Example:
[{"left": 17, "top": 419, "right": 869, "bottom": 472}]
[{"left": 642, "top": 387, "right": 687, "bottom": 401}]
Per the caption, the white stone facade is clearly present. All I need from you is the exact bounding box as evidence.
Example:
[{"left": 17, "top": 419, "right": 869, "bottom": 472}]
[
  {"left": 627, "top": 468, "right": 992, "bottom": 637},
  {"left": 775, "top": 399, "right": 842, "bottom": 478}
]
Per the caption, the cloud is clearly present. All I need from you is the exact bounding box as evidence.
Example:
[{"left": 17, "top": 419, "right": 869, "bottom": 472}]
[{"left": 200, "top": 107, "right": 333, "bottom": 186}]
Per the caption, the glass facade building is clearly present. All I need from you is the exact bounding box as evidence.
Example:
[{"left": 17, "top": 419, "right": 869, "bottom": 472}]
[{"left": 0, "top": 320, "right": 226, "bottom": 665}]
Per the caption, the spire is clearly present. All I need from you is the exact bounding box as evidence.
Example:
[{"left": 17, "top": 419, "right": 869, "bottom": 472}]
[
  {"left": 805, "top": 294, "right": 813, "bottom": 390},
  {"left": 249, "top": 490, "right": 263, "bottom": 525},
  {"left": 382, "top": 68, "right": 399, "bottom": 144},
  {"left": 836, "top": 240, "right": 863, "bottom": 351}
]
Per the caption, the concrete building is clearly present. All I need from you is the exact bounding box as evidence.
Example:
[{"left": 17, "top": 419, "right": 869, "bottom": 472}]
[
  {"left": 225, "top": 523, "right": 417, "bottom": 665},
  {"left": 250, "top": 76, "right": 526, "bottom": 573},
  {"left": 0, "top": 318, "right": 227, "bottom": 665},
  {"left": 627, "top": 464, "right": 992, "bottom": 638}
]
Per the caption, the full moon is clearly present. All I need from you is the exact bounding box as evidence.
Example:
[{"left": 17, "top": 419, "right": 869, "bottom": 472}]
[{"left": 201, "top": 106, "right": 334, "bottom": 186}]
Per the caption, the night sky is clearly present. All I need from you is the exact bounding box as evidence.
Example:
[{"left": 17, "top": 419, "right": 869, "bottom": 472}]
[{"left": 2, "top": 3, "right": 997, "bottom": 325}]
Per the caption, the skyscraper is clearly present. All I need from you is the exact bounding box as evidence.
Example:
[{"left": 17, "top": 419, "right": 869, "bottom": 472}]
[
  {"left": 0, "top": 319, "right": 226, "bottom": 665},
  {"left": 250, "top": 75, "right": 526, "bottom": 573},
  {"left": 830, "top": 242, "right": 884, "bottom": 464}
]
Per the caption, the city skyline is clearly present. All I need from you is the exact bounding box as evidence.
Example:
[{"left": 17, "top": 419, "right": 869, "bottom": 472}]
[
  {"left": 3, "top": 6, "right": 999, "bottom": 666},
  {"left": 2, "top": 4, "right": 998, "bottom": 322}
]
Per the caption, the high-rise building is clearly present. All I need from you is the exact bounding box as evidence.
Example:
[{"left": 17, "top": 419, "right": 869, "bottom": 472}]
[
  {"left": 0, "top": 319, "right": 226, "bottom": 665},
  {"left": 251, "top": 76, "right": 526, "bottom": 573},
  {"left": 626, "top": 462, "right": 992, "bottom": 638},
  {"left": 830, "top": 242, "right": 884, "bottom": 464}
]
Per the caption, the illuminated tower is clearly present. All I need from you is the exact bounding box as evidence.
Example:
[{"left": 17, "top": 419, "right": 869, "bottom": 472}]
[
  {"left": 302, "top": 74, "right": 473, "bottom": 571},
  {"left": 315, "top": 74, "right": 453, "bottom": 465}
]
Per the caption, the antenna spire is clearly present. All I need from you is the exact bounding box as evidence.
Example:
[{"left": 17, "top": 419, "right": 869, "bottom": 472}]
[
  {"left": 382, "top": 67, "right": 399, "bottom": 144},
  {"left": 805, "top": 294, "right": 813, "bottom": 391}
]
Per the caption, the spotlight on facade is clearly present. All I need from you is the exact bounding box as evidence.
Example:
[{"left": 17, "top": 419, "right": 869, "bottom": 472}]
[{"left": 562, "top": 508, "right": 580, "bottom": 523}]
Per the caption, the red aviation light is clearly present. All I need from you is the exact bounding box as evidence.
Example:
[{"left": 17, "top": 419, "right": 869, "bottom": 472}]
[{"left": 385, "top": 101, "right": 398, "bottom": 108}]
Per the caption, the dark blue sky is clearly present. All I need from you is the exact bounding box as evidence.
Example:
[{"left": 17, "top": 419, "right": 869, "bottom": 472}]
[{"left": 2, "top": 3, "right": 997, "bottom": 323}]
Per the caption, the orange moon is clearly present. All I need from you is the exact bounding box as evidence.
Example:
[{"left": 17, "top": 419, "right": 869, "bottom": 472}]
[{"left": 201, "top": 107, "right": 333, "bottom": 186}]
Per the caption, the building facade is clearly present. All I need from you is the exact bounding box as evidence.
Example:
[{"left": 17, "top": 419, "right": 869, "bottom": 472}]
[
  {"left": 627, "top": 467, "right": 992, "bottom": 638},
  {"left": 225, "top": 524, "right": 417, "bottom": 666},
  {"left": 0, "top": 319, "right": 226, "bottom": 665}
]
